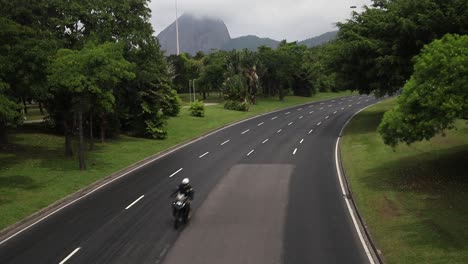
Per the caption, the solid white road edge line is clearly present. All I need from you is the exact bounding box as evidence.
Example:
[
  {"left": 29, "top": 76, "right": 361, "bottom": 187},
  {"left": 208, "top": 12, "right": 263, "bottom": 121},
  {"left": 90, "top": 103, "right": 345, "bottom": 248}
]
[
  {"left": 125, "top": 195, "right": 145, "bottom": 210},
  {"left": 262, "top": 139, "right": 269, "bottom": 144},
  {"left": 241, "top": 129, "right": 250, "bottom": 134},
  {"left": 220, "top": 140, "right": 230, "bottom": 146},
  {"left": 169, "top": 168, "right": 183, "bottom": 178},
  {"left": 198, "top": 152, "right": 209, "bottom": 158},
  {"left": 334, "top": 100, "right": 385, "bottom": 264},
  {"left": 247, "top": 150, "right": 254, "bottom": 156},
  {"left": 59, "top": 247, "right": 81, "bottom": 264}
]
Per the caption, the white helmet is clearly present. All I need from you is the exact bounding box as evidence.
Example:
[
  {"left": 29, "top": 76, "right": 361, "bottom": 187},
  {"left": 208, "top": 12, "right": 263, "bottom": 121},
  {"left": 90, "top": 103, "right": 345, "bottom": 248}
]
[{"left": 182, "top": 178, "right": 190, "bottom": 185}]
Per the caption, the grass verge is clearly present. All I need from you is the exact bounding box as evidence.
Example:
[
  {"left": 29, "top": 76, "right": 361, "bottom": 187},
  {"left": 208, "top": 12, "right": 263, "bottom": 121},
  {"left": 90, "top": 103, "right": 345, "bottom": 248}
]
[
  {"left": 0, "top": 91, "right": 353, "bottom": 231},
  {"left": 341, "top": 99, "right": 468, "bottom": 264}
]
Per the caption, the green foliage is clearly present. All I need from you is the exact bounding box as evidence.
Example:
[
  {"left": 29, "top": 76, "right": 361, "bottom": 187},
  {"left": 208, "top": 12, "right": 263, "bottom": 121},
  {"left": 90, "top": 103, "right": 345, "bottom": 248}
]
[
  {"left": 224, "top": 100, "right": 250, "bottom": 112},
  {"left": 378, "top": 34, "right": 468, "bottom": 147},
  {"left": 335, "top": 0, "right": 468, "bottom": 96},
  {"left": 222, "top": 74, "right": 248, "bottom": 102},
  {"left": 189, "top": 100, "right": 205, "bottom": 117}
]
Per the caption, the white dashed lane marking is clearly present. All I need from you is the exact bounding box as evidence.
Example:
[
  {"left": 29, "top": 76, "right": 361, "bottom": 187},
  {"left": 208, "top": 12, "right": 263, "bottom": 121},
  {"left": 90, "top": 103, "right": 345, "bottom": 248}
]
[
  {"left": 169, "top": 168, "right": 183, "bottom": 178},
  {"left": 199, "top": 152, "right": 209, "bottom": 158},
  {"left": 247, "top": 150, "right": 255, "bottom": 156},
  {"left": 220, "top": 140, "right": 230, "bottom": 146},
  {"left": 241, "top": 129, "right": 250, "bottom": 135},
  {"left": 59, "top": 247, "right": 81, "bottom": 264},
  {"left": 262, "top": 139, "right": 269, "bottom": 144}
]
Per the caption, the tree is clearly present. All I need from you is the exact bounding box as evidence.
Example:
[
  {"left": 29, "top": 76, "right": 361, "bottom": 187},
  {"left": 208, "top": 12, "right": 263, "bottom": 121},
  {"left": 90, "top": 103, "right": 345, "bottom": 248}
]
[
  {"left": 0, "top": 83, "right": 22, "bottom": 145},
  {"left": 48, "top": 42, "right": 134, "bottom": 169},
  {"left": 197, "top": 51, "right": 227, "bottom": 99},
  {"left": 378, "top": 34, "right": 468, "bottom": 147},
  {"left": 335, "top": 0, "right": 468, "bottom": 96}
]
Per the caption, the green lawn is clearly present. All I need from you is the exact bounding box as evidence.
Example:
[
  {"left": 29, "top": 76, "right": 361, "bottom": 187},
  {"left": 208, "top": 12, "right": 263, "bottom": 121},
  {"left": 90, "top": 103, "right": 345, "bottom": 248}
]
[
  {"left": 0, "top": 91, "right": 354, "bottom": 231},
  {"left": 341, "top": 99, "right": 468, "bottom": 264}
]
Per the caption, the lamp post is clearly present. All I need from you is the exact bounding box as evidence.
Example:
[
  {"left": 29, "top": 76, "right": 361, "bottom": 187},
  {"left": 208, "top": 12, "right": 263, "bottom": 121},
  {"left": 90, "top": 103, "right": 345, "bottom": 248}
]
[{"left": 175, "top": 0, "right": 180, "bottom": 55}]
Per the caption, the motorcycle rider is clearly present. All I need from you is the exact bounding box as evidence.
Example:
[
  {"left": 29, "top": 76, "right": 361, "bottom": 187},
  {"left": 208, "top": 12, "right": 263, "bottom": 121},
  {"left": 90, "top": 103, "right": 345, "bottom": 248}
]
[{"left": 171, "top": 178, "right": 194, "bottom": 218}]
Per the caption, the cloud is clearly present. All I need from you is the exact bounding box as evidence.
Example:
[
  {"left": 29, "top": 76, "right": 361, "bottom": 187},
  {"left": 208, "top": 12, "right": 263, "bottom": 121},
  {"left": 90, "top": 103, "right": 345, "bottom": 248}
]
[{"left": 149, "top": 0, "right": 371, "bottom": 41}]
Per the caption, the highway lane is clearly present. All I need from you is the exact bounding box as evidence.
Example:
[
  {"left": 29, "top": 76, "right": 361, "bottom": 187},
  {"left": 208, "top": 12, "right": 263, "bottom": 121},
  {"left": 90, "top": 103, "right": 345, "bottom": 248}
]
[{"left": 0, "top": 94, "right": 381, "bottom": 263}]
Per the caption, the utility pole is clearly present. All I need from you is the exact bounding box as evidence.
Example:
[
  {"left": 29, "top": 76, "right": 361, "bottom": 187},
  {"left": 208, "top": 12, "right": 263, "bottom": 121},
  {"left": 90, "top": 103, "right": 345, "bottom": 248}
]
[{"left": 175, "top": 0, "right": 180, "bottom": 55}]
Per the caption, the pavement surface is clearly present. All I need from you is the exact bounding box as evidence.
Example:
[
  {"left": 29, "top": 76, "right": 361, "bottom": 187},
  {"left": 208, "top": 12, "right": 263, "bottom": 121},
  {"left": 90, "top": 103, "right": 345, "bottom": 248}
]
[{"left": 0, "top": 94, "right": 383, "bottom": 264}]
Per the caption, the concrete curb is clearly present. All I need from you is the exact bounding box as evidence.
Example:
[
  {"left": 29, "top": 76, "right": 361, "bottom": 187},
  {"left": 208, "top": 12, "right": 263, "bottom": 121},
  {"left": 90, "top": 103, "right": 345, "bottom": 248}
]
[
  {"left": 336, "top": 100, "right": 388, "bottom": 264},
  {"left": 0, "top": 95, "right": 353, "bottom": 244}
]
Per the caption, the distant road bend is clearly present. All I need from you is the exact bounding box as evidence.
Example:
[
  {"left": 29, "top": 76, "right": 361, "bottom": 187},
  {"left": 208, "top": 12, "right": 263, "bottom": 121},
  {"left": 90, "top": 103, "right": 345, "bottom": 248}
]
[{"left": 0, "top": 94, "right": 384, "bottom": 264}]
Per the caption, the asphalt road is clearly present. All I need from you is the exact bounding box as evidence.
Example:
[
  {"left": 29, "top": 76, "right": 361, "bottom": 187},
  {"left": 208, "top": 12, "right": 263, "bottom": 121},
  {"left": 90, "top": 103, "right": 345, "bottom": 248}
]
[{"left": 0, "top": 94, "right": 382, "bottom": 264}]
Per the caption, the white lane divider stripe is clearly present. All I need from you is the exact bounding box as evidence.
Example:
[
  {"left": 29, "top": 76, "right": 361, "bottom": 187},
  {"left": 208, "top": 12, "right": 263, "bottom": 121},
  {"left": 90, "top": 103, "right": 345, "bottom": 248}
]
[
  {"left": 277, "top": 129, "right": 282, "bottom": 133},
  {"left": 333, "top": 111, "right": 337, "bottom": 114},
  {"left": 320, "top": 107, "right": 324, "bottom": 110},
  {"left": 320, "top": 102, "right": 324, "bottom": 105},
  {"left": 349, "top": 105, "right": 352, "bottom": 107},
  {"left": 271, "top": 116, "right": 278, "bottom": 120},
  {"left": 308, "top": 105, "right": 313, "bottom": 108},
  {"left": 285, "top": 112, "right": 291, "bottom": 115},
  {"left": 342, "top": 108, "right": 345, "bottom": 110},
  {"left": 309, "top": 111, "right": 314, "bottom": 114},
  {"left": 169, "top": 168, "right": 183, "bottom": 178},
  {"left": 241, "top": 129, "right": 250, "bottom": 134},
  {"left": 300, "top": 139, "right": 304, "bottom": 144},
  {"left": 293, "top": 148, "right": 298, "bottom": 155},
  {"left": 299, "top": 116, "right": 303, "bottom": 119},
  {"left": 328, "top": 105, "right": 332, "bottom": 107},
  {"left": 257, "top": 122, "right": 264, "bottom": 126},
  {"left": 59, "top": 247, "right": 81, "bottom": 264},
  {"left": 199, "top": 152, "right": 209, "bottom": 158},
  {"left": 247, "top": 150, "right": 255, "bottom": 156},
  {"left": 297, "top": 108, "right": 302, "bottom": 111},
  {"left": 332, "top": 100, "right": 336, "bottom": 102},
  {"left": 125, "top": 195, "right": 145, "bottom": 210},
  {"left": 308, "top": 129, "right": 314, "bottom": 134},
  {"left": 325, "top": 116, "right": 329, "bottom": 119},
  {"left": 220, "top": 140, "right": 230, "bottom": 146},
  {"left": 262, "top": 139, "right": 269, "bottom": 144},
  {"left": 288, "top": 122, "right": 293, "bottom": 126},
  {"left": 317, "top": 122, "right": 322, "bottom": 126}
]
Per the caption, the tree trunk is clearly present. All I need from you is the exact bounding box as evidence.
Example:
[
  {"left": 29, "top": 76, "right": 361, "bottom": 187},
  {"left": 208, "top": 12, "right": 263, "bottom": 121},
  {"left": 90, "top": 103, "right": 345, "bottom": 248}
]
[
  {"left": 22, "top": 97, "right": 28, "bottom": 115},
  {"left": 101, "top": 115, "right": 106, "bottom": 143},
  {"left": 203, "top": 91, "right": 207, "bottom": 100},
  {"left": 63, "top": 120, "right": 73, "bottom": 157},
  {"left": 0, "top": 121, "right": 7, "bottom": 145},
  {"left": 78, "top": 110, "right": 86, "bottom": 170},
  {"left": 38, "top": 102, "right": 44, "bottom": 115},
  {"left": 89, "top": 113, "right": 94, "bottom": 150}
]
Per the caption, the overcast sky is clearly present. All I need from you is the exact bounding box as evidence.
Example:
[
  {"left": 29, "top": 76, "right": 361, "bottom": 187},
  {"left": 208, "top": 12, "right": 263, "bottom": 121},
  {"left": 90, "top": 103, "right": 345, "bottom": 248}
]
[{"left": 149, "top": 0, "right": 371, "bottom": 41}]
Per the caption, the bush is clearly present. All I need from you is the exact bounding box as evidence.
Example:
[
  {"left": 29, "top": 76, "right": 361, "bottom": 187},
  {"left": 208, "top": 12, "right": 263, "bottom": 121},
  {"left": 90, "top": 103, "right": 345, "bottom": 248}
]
[
  {"left": 189, "top": 100, "right": 205, "bottom": 117},
  {"left": 224, "top": 100, "right": 250, "bottom": 112}
]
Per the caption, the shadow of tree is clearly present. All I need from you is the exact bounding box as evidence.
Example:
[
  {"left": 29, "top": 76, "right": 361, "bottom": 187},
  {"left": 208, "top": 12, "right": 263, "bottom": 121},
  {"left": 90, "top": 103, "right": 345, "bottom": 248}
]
[{"left": 358, "top": 145, "right": 468, "bottom": 251}]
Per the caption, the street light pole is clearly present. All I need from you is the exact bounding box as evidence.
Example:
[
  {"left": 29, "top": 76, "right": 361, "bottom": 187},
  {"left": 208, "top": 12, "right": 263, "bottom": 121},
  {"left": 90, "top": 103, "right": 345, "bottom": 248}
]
[{"left": 175, "top": 0, "right": 180, "bottom": 55}]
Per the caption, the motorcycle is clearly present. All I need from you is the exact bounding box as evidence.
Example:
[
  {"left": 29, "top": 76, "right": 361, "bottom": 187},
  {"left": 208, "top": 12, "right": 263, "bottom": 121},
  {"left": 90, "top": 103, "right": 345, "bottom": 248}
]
[{"left": 172, "top": 192, "right": 190, "bottom": 229}]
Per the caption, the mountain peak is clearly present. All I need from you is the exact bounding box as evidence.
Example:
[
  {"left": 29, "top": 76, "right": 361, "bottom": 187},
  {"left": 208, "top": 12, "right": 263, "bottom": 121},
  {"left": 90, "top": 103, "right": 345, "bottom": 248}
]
[{"left": 157, "top": 14, "right": 231, "bottom": 55}]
